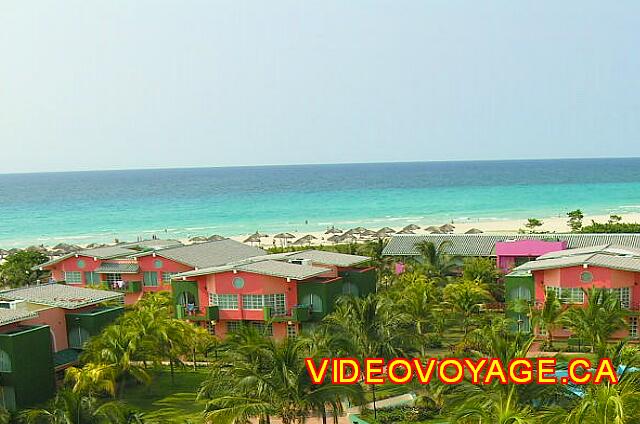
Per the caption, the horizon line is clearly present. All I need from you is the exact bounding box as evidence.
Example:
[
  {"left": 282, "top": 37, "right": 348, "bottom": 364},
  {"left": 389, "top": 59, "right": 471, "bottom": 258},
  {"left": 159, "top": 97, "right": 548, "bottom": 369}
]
[{"left": 1, "top": 155, "right": 639, "bottom": 176}]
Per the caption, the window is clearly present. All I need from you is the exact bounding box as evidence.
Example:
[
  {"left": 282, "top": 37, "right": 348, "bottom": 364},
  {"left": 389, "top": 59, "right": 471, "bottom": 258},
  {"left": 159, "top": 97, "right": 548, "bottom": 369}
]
[
  {"left": 630, "top": 317, "right": 638, "bottom": 338},
  {"left": 514, "top": 257, "right": 534, "bottom": 267},
  {"left": 301, "top": 293, "right": 323, "bottom": 313},
  {"left": 510, "top": 286, "right": 531, "bottom": 301},
  {"left": 242, "top": 294, "right": 263, "bottom": 310},
  {"left": 226, "top": 321, "right": 242, "bottom": 333},
  {"left": 250, "top": 321, "right": 273, "bottom": 336},
  {"left": 162, "top": 272, "right": 175, "bottom": 284},
  {"left": 154, "top": 259, "right": 163, "bottom": 269},
  {"left": 342, "top": 282, "right": 359, "bottom": 296},
  {"left": 209, "top": 294, "right": 239, "bottom": 310},
  {"left": 241, "top": 294, "right": 286, "bottom": 314},
  {"left": 106, "top": 273, "right": 122, "bottom": 284},
  {"left": 143, "top": 272, "right": 158, "bottom": 287},
  {"left": 205, "top": 321, "right": 216, "bottom": 336},
  {"left": 0, "top": 350, "right": 11, "bottom": 372},
  {"left": 580, "top": 271, "right": 593, "bottom": 283},
  {"left": 232, "top": 277, "right": 245, "bottom": 289},
  {"left": 287, "top": 324, "right": 298, "bottom": 338},
  {"left": 264, "top": 294, "right": 286, "bottom": 315},
  {"left": 548, "top": 287, "right": 584, "bottom": 304},
  {"left": 76, "top": 259, "right": 86, "bottom": 269},
  {"left": 84, "top": 272, "right": 101, "bottom": 285},
  {"left": 608, "top": 287, "right": 631, "bottom": 309},
  {"left": 64, "top": 271, "right": 82, "bottom": 284}
]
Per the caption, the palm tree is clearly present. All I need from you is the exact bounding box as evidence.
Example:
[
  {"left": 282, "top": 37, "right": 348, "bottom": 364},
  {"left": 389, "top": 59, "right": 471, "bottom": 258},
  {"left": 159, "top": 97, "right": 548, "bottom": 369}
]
[
  {"left": 530, "top": 289, "right": 563, "bottom": 350},
  {"left": 20, "top": 389, "right": 138, "bottom": 424},
  {"left": 442, "top": 279, "right": 493, "bottom": 336},
  {"left": 413, "top": 240, "right": 459, "bottom": 281},
  {"left": 462, "top": 257, "right": 503, "bottom": 301},
  {"left": 65, "top": 363, "right": 117, "bottom": 398},
  {"left": 560, "top": 287, "right": 628, "bottom": 354},
  {"left": 200, "top": 334, "right": 364, "bottom": 424}
]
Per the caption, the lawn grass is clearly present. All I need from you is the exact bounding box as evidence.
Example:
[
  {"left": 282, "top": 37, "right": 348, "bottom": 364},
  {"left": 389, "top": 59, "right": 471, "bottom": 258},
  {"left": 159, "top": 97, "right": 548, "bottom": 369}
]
[{"left": 123, "top": 366, "right": 210, "bottom": 424}]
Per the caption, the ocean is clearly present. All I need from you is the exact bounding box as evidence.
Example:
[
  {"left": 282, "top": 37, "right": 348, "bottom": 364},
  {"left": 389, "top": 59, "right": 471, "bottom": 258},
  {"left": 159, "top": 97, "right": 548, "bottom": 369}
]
[{"left": 1, "top": 158, "right": 639, "bottom": 248}]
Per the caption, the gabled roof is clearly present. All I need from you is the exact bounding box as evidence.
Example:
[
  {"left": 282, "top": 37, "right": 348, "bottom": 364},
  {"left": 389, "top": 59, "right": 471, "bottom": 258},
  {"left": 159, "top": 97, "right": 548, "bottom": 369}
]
[
  {"left": 136, "top": 239, "right": 266, "bottom": 268},
  {"left": 382, "top": 234, "right": 640, "bottom": 257},
  {"left": 236, "top": 260, "right": 331, "bottom": 280},
  {"left": 0, "top": 284, "right": 123, "bottom": 309},
  {"left": 284, "top": 250, "right": 370, "bottom": 267},
  {"left": 35, "top": 246, "right": 140, "bottom": 269},
  {"left": 515, "top": 244, "right": 640, "bottom": 273},
  {"left": 0, "top": 308, "right": 38, "bottom": 326}
]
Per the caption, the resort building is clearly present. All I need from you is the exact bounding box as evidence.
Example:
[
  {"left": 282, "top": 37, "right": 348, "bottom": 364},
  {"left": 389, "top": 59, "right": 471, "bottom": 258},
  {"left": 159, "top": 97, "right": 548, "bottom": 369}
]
[
  {"left": 383, "top": 233, "right": 640, "bottom": 272},
  {"left": 34, "top": 239, "right": 265, "bottom": 304},
  {"left": 505, "top": 244, "right": 640, "bottom": 340},
  {"left": 0, "top": 284, "right": 123, "bottom": 410},
  {"left": 170, "top": 250, "right": 376, "bottom": 339}
]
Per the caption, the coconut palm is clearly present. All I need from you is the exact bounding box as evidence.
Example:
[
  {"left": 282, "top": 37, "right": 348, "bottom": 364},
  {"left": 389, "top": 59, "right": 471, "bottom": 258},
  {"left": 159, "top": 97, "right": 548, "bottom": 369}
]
[
  {"left": 530, "top": 289, "right": 563, "bottom": 350},
  {"left": 200, "top": 334, "right": 363, "bottom": 424},
  {"left": 413, "top": 240, "right": 459, "bottom": 280},
  {"left": 20, "top": 389, "right": 139, "bottom": 424},
  {"left": 65, "top": 363, "right": 117, "bottom": 398},
  {"left": 560, "top": 287, "right": 628, "bottom": 354},
  {"left": 442, "top": 279, "right": 493, "bottom": 336}
]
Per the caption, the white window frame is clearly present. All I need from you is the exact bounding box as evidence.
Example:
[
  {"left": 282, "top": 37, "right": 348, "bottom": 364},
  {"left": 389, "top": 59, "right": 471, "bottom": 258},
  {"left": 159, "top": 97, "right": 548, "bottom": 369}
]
[
  {"left": 209, "top": 293, "right": 239, "bottom": 310},
  {"left": 64, "top": 271, "right": 82, "bottom": 284}
]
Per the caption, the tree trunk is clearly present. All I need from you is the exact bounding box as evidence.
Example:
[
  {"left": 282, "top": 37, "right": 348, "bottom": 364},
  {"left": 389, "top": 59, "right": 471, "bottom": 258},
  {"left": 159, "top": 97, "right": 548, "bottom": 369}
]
[
  {"left": 169, "top": 358, "right": 175, "bottom": 384},
  {"left": 372, "top": 384, "right": 377, "bottom": 419},
  {"left": 193, "top": 347, "right": 197, "bottom": 371}
]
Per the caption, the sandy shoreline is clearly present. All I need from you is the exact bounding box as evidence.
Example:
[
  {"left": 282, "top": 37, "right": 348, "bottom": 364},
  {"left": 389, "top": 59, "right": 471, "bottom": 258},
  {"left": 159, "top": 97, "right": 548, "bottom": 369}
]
[{"left": 3, "top": 213, "right": 639, "bottom": 252}]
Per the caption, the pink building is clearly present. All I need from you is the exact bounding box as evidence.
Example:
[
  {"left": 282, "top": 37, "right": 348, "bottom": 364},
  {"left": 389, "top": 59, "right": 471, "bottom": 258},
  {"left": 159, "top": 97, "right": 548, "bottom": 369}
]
[
  {"left": 513, "top": 244, "right": 640, "bottom": 341},
  {"left": 495, "top": 239, "right": 567, "bottom": 273},
  {"left": 35, "top": 239, "right": 266, "bottom": 305}
]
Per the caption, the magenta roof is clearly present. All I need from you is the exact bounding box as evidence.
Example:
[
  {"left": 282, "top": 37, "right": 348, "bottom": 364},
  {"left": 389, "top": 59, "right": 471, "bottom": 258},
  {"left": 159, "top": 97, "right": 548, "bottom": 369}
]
[{"left": 495, "top": 239, "right": 567, "bottom": 257}]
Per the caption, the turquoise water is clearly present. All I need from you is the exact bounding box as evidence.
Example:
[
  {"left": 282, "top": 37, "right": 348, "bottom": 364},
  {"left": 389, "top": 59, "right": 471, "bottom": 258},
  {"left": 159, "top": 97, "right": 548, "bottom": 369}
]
[{"left": 1, "top": 159, "right": 639, "bottom": 247}]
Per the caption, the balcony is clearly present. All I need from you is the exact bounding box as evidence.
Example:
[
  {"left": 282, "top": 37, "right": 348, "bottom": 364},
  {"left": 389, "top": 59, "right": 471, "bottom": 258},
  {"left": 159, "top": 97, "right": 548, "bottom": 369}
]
[
  {"left": 102, "top": 281, "right": 142, "bottom": 293},
  {"left": 176, "top": 305, "right": 219, "bottom": 321},
  {"left": 263, "top": 305, "right": 311, "bottom": 322}
]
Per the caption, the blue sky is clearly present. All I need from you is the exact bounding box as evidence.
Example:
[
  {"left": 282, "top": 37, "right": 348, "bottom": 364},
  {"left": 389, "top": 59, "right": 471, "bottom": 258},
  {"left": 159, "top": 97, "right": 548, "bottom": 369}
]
[{"left": 1, "top": 1, "right": 639, "bottom": 173}]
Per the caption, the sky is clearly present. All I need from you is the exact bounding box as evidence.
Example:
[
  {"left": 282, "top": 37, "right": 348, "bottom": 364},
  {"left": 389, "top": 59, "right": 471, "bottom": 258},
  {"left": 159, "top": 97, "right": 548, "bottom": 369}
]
[{"left": 1, "top": 1, "right": 639, "bottom": 173}]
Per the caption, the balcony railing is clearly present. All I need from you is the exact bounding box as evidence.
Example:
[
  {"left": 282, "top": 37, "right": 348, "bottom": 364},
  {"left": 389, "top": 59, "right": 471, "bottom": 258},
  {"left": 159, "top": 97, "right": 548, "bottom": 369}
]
[
  {"left": 102, "top": 281, "right": 142, "bottom": 293},
  {"left": 175, "top": 305, "right": 219, "bottom": 321},
  {"left": 263, "top": 305, "right": 311, "bottom": 322}
]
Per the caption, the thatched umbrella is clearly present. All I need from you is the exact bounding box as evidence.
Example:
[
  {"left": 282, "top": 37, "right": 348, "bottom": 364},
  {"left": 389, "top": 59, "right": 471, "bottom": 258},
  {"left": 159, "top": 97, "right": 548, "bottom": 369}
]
[
  {"left": 207, "top": 234, "right": 227, "bottom": 241},
  {"left": 465, "top": 228, "right": 483, "bottom": 234},
  {"left": 440, "top": 224, "right": 455, "bottom": 233},
  {"left": 293, "top": 234, "right": 317, "bottom": 246},
  {"left": 379, "top": 227, "right": 396, "bottom": 234},
  {"left": 374, "top": 229, "right": 391, "bottom": 238},
  {"left": 325, "top": 227, "right": 343, "bottom": 234},
  {"left": 327, "top": 234, "right": 343, "bottom": 243},
  {"left": 403, "top": 224, "right": 421, "bottom": 231},
  {"left": 424, "top": 225, "right": 439, "bottom": 232},
  {"left": 243, "top": 234, "right": 262, "bottom": 245},
  {"left": 396, "top": 228, "right": 415, "bottom": 234},
  {"left": 342, "top": 234, "right": 359, "bottom": 243},
  {"left": 274, "top": 233, "right": 296, "bottom": 247},
  {"left": 360, "top": 229, "right": 377, "bottom": 238},
  {"left": 0, "top": 249, "right": 8, "bottom": 260},
  {"left": 350, "top": 226, "right": 367, "bottom": 234},
  {"left": 189, "top": 236, "right": 209, "bottom": 243},
  {"left": 253, "top": 231, "right": 269, "bottom": 238}
]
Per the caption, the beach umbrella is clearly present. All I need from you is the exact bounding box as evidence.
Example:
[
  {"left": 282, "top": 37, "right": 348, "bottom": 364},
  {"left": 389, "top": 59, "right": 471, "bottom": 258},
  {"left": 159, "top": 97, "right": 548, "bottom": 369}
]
[
  {"left": 379, "top": 227, "right": 396, "bottom": 234},
  {"left": 403, "top": 224, "right": 421, "bottom": 231},
  {"left": 343, "top": 234, "right": 358, "bottom": 243},
  {"left": 293, "top": 234, "right": 317, "bottom": 246},
  {"left": 374, "top": 229, "right": 392, "bottom": 238},
  {"left": 325, "top": 227, "right": 343, "bottom": 234},
  {"left": 0, "top": 249, "right": 8, "bottom": 259},
  {"left": 350, "top": 226, "right": 367, "bottom": 234},
  {"left": 243, "top": 234, "right": 262, "bottom": 244},
  {"left": 274, "top": 233, "right": 296, "bottom": 247},
  {"left": 207, "top": 234, "right": 227, "bottom": 241},
  {"left": 327, "top": 234, "right": 343, "bottom": 243},
  {"left": 360, "top": 229, "right": 377, "bottom": 238},
  {"left": 440, "top": 224, "right": 455, "bottom": 233},
  {"left": 253, "top": 231, "right": 269, "bottom": 238},
  {"left": 396, "top": 229, "right": 415, "bottom": 234},
  {"left": 26, "top": 245, "right": 48, "bottom": 254},
  {"left": 189, "top": 236, "right": 208, "bottom": 242},
  {"left": 465, "top": 228, "right": 483, "bottom": 234}
]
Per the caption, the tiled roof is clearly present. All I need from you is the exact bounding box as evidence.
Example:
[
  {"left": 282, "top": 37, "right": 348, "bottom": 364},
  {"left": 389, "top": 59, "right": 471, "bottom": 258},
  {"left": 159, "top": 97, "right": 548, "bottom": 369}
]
[
  {"left": 515, "top": 244, "right": 640, "bottom": 273},
  {"left": 382, "top": 234, "right": 640, "bottom": 257},
  {"left": 0, "top": 283, "right": 123, "bottom": 309},
  {"left": 284, "top": 250, "right": 370, "bottom": 267},
  {"left": 35, "top": 246, "right": 139, "bottom": 269},
  {"left": 95, "top": 262, "right": 140, "bottom": 274},
  {"left": 140, "top": 239, "right": 266, "bottom": 268},
  {"left": 120, "top": 239, "right": 183, "bottom": 250},
  {"left": 0, "top": 308, "right": 38, "bottom": 326},
  {"left": 237, "top": 260, "right": 331, "bottom": 280}
]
